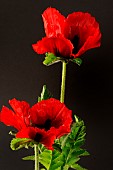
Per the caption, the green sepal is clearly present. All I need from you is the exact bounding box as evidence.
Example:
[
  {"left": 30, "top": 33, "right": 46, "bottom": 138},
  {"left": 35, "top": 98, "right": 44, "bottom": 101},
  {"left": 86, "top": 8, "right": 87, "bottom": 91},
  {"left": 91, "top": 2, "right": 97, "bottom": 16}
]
[
  {"left": 38, "top": 85, "right": 52, "bottom": 102},
  {"left": 71, "top": 58, "right": 82, "bottom": 66},
  {"left": 10, "top": 138, "right": 35, "bottom": 150},
  {"left": 43, "top": 53, "right": 60, "bottom": 66}
]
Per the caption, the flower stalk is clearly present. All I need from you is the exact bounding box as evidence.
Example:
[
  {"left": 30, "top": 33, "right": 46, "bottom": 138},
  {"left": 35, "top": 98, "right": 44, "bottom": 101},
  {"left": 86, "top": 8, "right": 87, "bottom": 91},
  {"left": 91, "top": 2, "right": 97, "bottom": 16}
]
[
  {"left": 34, "top": 144, "right": 39, "bottom": 170},
  {"left": 60, "top": 61, "right": 67, "bottom": 103}
]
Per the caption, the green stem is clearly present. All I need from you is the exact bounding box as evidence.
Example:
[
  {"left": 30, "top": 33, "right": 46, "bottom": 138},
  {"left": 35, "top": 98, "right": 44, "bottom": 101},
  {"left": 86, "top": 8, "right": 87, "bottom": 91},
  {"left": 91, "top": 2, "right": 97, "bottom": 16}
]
[
  {"left": 60, "top": 61, "right": 67, "bottom": 103},
  {"left": 34, "top": 144, "right": 39, "bottom": 170}
]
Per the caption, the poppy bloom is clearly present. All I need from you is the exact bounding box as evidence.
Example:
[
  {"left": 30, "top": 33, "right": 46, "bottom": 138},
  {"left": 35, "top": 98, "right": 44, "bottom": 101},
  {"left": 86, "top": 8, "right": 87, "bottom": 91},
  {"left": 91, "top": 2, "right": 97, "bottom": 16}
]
[
  {"left": 0, "top": 98, "right": 72, "bottom": 150},
  {"left": 32, "top": 7, "right": 101, "bottom": 59}
]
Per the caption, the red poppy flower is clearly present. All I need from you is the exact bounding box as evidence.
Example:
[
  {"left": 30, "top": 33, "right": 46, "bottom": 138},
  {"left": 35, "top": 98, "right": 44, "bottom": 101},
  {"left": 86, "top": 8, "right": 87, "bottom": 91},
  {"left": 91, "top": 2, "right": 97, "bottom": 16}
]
[
  {"left": 0, "top": 98, "right": 72, "bottom": 150},
  {"left": 32, "top": 7, "right": 101, "bottom": 59}
]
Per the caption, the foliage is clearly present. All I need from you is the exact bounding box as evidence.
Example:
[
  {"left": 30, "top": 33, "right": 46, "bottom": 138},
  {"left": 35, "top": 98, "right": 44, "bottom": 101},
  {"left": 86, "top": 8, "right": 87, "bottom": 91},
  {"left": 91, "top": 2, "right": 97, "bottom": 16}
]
[
  {"left": 22, "top": 115, "right": 89, "bottom": 170},
  {"left": 38, "top": 85, "right": 52, "bottom": 102},
  {"left": 10, "top": 138, "right": 35, "bottom": 150},
  {"left": 9, "top": 86, "right": 89, "bottom": 170}
]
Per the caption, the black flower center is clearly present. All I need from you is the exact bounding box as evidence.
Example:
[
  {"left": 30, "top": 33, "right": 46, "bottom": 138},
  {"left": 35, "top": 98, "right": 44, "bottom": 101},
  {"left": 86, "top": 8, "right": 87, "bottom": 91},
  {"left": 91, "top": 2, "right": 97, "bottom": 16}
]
[
  {"left": 71, "top": 35, "right": 79, "bottom": 54},
  {"left": 34, "top": 133, "right": 42, "bottom": 142},
  {"left": 36, "top": 119, "right": 52, "bottom": 131}
]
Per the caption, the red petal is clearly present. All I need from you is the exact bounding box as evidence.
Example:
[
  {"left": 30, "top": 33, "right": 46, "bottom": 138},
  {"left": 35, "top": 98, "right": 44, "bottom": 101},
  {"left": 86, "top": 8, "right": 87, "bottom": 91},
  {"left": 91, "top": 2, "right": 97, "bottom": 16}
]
[
  {"left": 9, "top": 98, "right": 30, "bottom": 126},
  {"left": 42, "top": 7, "right": 65, "bottom": 37},
  {"left": 0, "top": 106, "right": 22, "bottom": 130},
  {"left": 16, "top": 127, "right": 56, "bottom": 150},
  {"left": 41, "top": 128, "right": 56, "bottom": 150},
  {"left": 32, "top": 36, "right": 73, "bottom": 57},
  {"left": 65, "top": 12, "right": 101, "bottom": 57},
  {"left": 30, "top": 98, "right": 72, "bottom": 138},
  {"left": 30, "top": 100, "right": 48, "bottom": 126},
  {"left": 16, "top": 127, "right": 36, "bottom": 139}
]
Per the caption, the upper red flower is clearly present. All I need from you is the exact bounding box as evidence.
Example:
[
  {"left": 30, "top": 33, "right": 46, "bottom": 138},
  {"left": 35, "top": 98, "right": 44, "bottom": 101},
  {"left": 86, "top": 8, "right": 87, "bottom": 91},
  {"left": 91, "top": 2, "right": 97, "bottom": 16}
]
[
  {"left": 32, "top": 7, "right": 101, "bottom": 59},
  {"left": 0, "top": 98, "right": 72, "bottom": 150}
]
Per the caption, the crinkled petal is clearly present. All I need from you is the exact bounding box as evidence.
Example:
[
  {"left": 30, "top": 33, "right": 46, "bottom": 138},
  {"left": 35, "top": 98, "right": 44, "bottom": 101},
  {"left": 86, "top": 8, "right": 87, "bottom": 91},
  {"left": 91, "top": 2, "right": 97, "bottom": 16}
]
[
  {"left": 42, "top": 7, "right": 65, "bottom": 37},
  {"left": 32, "top": 36, "right": 73, "bottom": 58},
  {"left": 30, "top": 98, "right": 72, "bottom": 138},
  {"left": 16, "top": 127, "right": 56, "bottom": 150},
  {"left": 0, "top": 106, "right": 23, "bottom": 130},
  {"left": 9, "top": 98, "right": 30, "bottom": 126},
  {"left": 30, "top": 98, "right": 65, "bottom": 126},
  {"left": 65, "top": 12, "right": 101, "bottom": 57}
]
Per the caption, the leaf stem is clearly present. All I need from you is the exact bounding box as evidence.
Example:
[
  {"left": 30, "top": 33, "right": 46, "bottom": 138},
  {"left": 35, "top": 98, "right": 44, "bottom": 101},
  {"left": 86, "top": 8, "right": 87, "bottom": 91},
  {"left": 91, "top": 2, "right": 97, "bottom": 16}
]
[
  {"left": 60, "top": 61, "right": 67, "bottom": 103},
  {"left": 34, "top": 144, "right": 39, "bottom": 170}
]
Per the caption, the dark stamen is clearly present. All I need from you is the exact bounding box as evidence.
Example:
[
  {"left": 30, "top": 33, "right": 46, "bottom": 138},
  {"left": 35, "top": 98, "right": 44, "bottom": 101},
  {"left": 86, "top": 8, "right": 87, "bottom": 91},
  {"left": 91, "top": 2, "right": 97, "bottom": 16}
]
[
  {"left": 36, "top": 119, "right": 51, "bottom": 131},
  {"left": 34, "top": 133, "right": 42, "bottom": 142}
]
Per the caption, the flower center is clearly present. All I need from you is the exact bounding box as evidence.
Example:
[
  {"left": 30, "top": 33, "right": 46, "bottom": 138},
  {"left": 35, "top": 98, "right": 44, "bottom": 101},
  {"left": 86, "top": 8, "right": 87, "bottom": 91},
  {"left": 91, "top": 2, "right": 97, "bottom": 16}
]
[
  {"left": 34, "top": 133, "right": 42, "bottom": 142},
  {"left": 71, "top": 35, "right": 79, "bottom": 54},
  {"left": 36, "top": 119, "right": 51, "bottom": 131}
]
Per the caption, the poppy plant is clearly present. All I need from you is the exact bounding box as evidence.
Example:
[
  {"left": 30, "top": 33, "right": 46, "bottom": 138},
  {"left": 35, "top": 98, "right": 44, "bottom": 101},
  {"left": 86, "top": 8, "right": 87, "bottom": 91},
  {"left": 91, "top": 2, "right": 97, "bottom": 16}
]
[
  {"left": 0, "top": 98, "right": 72, "bottom": 150},
  {"left": 32, "top": 7, "right": 101, "bottom": 60}
]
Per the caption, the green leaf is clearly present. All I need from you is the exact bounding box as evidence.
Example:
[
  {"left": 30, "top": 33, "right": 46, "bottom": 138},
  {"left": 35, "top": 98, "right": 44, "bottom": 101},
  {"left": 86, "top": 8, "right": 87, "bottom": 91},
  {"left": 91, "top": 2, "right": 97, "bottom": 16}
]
[
  {"left": 58, "top": 115, "right": 89, "bottom": 169},
  {"left": 22, "top": 155, "right": 35, "bottom": 161},
  {"left": 38, "top": 85, "right": 52, "bottom": 102},
  {"left": 49, "top": 150, "right": 64, "bottom": 170},
  {"left": 67, "top": 157, "right": 80, "bottom": 166},
  {"left": 39, "top": 149, "right": 52, "bottom": 170},
  {"left": 43, "top": 53, "right": 60, "bottom": 66},
  {"left": 10, "top": 138, "right": 34, "bottom": 150},
  {"left": 71, "top": 163, "right": 88, "bottom": 170},
  {"left": 39, "top": 147, "right": 64, "bottom": 170},
  {"left": 72, "top": 58, "right": 82, "bottom": 66}
]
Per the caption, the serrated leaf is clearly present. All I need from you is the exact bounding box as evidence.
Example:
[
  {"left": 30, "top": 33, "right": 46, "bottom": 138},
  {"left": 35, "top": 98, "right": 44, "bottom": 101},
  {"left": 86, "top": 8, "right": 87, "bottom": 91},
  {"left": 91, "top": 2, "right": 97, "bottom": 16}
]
[
  {"left": 43, "top": 53, "right": 60, "bottom": 66},
  {"left": 71, "top": 163, "right": 88, "bottom": 170},
  {"left": 39, "top": 148, "right": 52, "bottom": 170},
  {"left": 58, "top": 115, "right": 89, "bottom": 169},
  {"left": 10, "top": 138, "right": 34, "bottom": 150},
  {"left": 49, "top": 150, "right": 64, "bottom": 170},
  {"left": 71, "top": 149, "right": 88, "bottom": 157},
  {"left": 67, "top": 157, "right": 80, "bottom": 166},
  {"left": 72, "top": 58, "right": 82, "bottom": 66},
  {"left": 38, "top": 85, "right": 52, "bottom": 102}
]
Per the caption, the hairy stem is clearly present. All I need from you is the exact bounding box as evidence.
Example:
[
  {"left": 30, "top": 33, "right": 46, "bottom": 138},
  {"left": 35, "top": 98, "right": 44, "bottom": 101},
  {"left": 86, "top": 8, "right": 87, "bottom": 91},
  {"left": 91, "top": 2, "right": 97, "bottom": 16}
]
[
  {"left": 34, "top": 144, "right": 39, "bottom": 170},
  {"left": 60, "top": 61, "right": 67, "bottom": 103}
]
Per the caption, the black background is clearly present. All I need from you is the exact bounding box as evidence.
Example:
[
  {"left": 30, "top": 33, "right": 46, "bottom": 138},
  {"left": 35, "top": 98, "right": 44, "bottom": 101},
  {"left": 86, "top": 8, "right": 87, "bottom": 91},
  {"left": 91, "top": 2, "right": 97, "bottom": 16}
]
[{"left": 0, "top": 0, "right": 113, "bottom": 170}]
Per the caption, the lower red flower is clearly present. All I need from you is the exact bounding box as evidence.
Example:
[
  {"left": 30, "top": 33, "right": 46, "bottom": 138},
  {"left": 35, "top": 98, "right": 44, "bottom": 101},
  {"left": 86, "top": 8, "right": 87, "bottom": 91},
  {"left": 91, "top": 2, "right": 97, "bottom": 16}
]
[{"left": 0, "top": 98, "right": 72, "bottom": 150}]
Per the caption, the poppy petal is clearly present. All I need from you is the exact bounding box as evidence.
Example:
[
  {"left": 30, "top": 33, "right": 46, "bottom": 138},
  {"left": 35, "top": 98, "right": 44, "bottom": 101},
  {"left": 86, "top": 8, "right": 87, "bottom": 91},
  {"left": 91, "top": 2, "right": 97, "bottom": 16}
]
[
  {"left": 42, "top": 7, "right": 65, "bottom": 37},
  {"left": 65, "top": 12, "right": 101, "bottom": 57},
  {"left": 0, "top": 106, "right": 22, "bottom": 130},
  {"left": 16, "top": 127, "right": 37, "bottom": 139},
  {"left": 9, "top": 98, "right": 30, "bottom": 126},
  {"left": 30, "top": 98, "right": 72, "bottom": 138},
  {"left": 16, "top": 127, "right": 56, "bottom": 150},
  {"left": 32, "top": 36, "right": 73, "bottom": 58}
]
